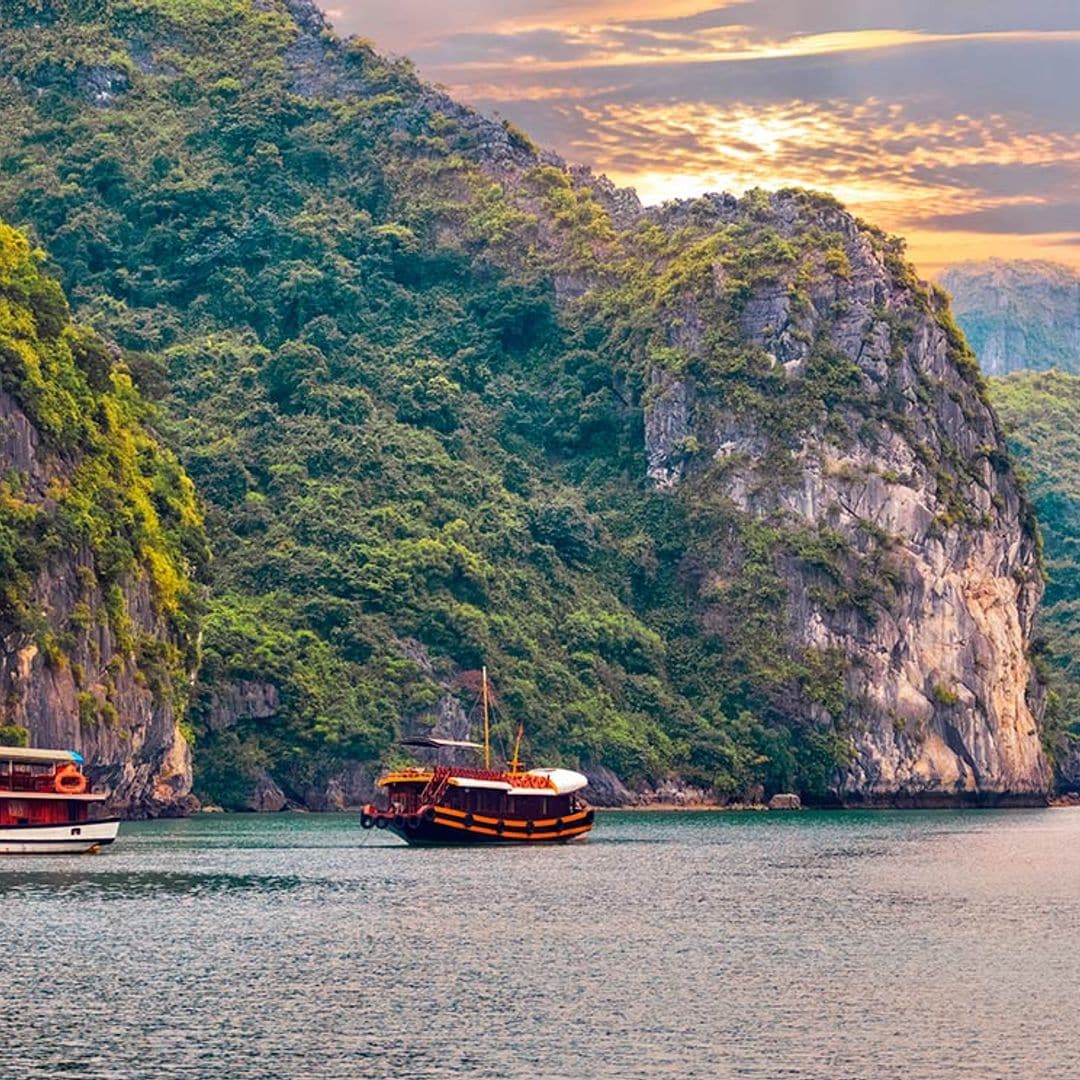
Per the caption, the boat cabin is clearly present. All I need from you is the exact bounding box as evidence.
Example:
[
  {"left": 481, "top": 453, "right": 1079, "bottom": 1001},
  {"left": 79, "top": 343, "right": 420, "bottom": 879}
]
[{"left": 0, "top": 746, "right": 102, "bottom": 827}]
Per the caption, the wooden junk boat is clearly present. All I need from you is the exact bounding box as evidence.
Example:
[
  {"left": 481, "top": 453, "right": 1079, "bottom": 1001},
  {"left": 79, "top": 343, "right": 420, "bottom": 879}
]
[
  {"left": 361, "top": 669, "right": 594, "bottom": 845},
  {"left": 0, "top": 746, "right": 119, "bottom": 854}
]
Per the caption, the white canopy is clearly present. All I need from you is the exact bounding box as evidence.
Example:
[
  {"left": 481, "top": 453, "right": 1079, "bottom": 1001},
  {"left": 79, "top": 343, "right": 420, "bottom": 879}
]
[
  {"left": 448, "top": 777, "right": 512, "bottom": 791},
  {"left": 447, "top": 767, "right": 589, "bottom": 795},
  {"left": 527, "top": 768, "right": 588, "bottom": 794},
  {"left": 0, "top": 746, "right": 78, "bottom": 765}
]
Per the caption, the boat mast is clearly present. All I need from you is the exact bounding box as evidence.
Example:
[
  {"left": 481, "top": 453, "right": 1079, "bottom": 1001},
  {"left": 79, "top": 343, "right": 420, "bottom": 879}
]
[{"left": 482, "top": 665, "right": 491, "bottom": 770}]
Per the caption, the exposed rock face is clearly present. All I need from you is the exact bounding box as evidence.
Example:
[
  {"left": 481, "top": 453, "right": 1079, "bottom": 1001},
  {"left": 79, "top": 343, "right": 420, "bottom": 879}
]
[
  {"left": 207, "top": 680, "right": 280, "bottom": 733},
  {"left": 939, "top": 260, "right": 1080, "bottom": 375},
  {"left": 237, "top": 757, "right": 377, "bottom": 813},
  {"left": 640, "top": 195, "right": 1049, "bottom": 805},
  {"left": 648, "top": 778, "right": 713, "bottom": 807},
  {"left": 769, "top": 793, "right": 802, "bottom": 810},
  {"left": 583, "top": 764, "right": 640, "bottom": 807},
  {"left": 1058, "top": 745, "right": 1080, "bottom": 793},
  {"left": 246, "top": 768, "right": 287, "bottom": 813},
  {"left": 645, "top": 369, "right": 694, "bottom": 489},
  {"left": 297, "top": 762, "right": 377, "bottom": 812},
  {"left": 0, "top": 389, "right": 199, "bottom": 817}
]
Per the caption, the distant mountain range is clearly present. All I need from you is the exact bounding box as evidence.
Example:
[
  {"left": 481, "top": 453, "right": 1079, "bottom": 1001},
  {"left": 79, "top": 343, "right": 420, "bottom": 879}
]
[{"left": 939, "top": 260, "right": 1080, "bottom": 375}]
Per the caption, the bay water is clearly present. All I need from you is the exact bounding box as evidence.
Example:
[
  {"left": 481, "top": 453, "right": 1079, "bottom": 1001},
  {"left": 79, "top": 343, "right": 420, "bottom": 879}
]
[{"left": 3, "top": 808, "right": 1079, "bottom": 1078}]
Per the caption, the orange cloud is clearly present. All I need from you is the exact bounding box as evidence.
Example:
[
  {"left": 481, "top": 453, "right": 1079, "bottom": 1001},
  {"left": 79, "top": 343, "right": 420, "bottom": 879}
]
[{"left": 490, "top": 1, "right": 743, "bottom": 33}]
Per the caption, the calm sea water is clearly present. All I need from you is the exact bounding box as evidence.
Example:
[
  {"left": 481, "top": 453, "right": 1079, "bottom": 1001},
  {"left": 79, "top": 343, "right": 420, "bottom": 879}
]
[{"left": 2, "top": 809, "right": 1080, "bottom": 1079}]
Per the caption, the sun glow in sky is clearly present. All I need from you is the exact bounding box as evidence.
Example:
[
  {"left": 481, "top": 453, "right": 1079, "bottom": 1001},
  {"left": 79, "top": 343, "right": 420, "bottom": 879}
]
[{"left": 325, "top": 1, "right": 1080, "bottom": 276}]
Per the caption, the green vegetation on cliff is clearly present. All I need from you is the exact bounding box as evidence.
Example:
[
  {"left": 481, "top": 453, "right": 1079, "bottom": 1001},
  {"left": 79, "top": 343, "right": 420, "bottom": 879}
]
[
  {"left": 989, "top": 371, "right": 1080, "bottom": 765},
  {"left": 0, "top": 0, "right": 1042, "bottom": 806},
  {"left": 0, "top": 0, "right": 696, "bottom": 795},
  {"left": 0, "top": 218, "right": 206, "bottom": 713}
]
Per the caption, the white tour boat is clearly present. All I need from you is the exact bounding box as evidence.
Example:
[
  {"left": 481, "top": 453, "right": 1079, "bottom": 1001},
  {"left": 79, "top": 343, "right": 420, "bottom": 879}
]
[{"left": 0, "top": 746, "right": 120, "bottom": 854}]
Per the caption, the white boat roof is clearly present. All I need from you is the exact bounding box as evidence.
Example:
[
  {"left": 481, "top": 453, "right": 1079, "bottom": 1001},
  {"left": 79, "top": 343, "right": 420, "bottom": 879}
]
[
  {"left": 528, "top": 768, "right": 588, "bottom": 794},
  {"left": 447, "top": 768, "right": 589, "bottom": 795},
  {"left": 0, "top": 746, "right": 78, "bottom": 765},
  {"left": 400, "top": 737, "right": 483, "bottom": 750},
  {"left": 448, "top": 777, "right": 511, "bottom": 791}
]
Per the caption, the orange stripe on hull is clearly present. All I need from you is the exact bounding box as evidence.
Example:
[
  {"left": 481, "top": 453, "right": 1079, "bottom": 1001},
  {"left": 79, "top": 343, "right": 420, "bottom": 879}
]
[
  {"left": 433, "top": 815, "right": 592, "bottom": 841},
  {"left": 465, "top": 809, "right": 590, "bottom": 828}
]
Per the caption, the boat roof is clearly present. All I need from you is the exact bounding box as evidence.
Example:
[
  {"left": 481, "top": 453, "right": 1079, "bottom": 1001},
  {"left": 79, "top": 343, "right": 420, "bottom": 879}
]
[
  {"left": 528, "top": 768, "right": 588, "bottom": 795},
  {"left": 379, "top": 766, "right": 589, "bottom": 795},
  {"left": 399, "top": 737, "right": 483, "bottom": 750},
  {"left": 447, "top": 768, "right": 588, "bottom": 794},
  {"left": 0, "top": 746, "right": 80, "bottom": 765}
]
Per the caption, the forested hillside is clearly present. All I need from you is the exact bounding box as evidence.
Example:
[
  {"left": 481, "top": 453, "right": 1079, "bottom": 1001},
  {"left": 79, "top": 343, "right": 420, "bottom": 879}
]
[
  {"left": 989, "top": 372, "right": 1080, "bottom": 785},
  {"left": 0, "top": 0, "right": 1050, "bottom": 807}
]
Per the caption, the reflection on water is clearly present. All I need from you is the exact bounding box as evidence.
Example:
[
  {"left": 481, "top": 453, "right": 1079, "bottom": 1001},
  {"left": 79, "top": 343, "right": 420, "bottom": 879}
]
[{"left": 3, "top": 809, "right": 1080, "bottom": 1078}]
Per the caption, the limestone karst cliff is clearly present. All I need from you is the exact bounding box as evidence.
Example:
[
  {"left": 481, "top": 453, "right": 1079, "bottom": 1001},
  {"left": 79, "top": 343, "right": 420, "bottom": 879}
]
[
  {"left": 0, "top": 0, "right": 1051, "bottom": 807},
  {"left": 0, "top": 221, "right": 207, "bottom": 816},
  {"left": 631, "top": 194, "right": 1049, "bottom": 804}
]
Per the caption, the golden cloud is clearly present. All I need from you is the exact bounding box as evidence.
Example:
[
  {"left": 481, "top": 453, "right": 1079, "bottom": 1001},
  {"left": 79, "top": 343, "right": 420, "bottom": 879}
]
[
  {"left": 550, "top": 100, "right": 1080, "bottom": 273},
  {"left": 489, "top": 1, "right": 746, "bottom": 34},
  {"left": 387, "top": 4, "right": 1080, "bottom": 273}
]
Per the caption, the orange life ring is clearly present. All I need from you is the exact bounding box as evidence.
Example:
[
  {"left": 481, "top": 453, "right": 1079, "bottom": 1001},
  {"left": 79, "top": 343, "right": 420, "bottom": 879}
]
[{"left": 54, "top": 764, "right": 88, "bottom": 795}]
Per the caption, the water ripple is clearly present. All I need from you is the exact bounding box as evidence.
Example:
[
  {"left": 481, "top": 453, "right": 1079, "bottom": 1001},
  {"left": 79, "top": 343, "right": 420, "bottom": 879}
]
[{"left": 3, "top": 808, "right": 1080, "bottom": 1078}]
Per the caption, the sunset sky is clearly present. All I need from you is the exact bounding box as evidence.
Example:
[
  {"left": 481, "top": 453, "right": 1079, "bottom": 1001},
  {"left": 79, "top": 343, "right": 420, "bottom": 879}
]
[{"left": 323, "top": 1, "right": 1080, "bottom": 277}]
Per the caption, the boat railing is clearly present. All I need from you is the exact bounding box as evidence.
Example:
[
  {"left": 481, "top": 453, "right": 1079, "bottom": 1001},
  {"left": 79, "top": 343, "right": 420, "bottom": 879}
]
[
  {"left": 0, "top": 770, "right": 61, "bottom": 794},
  {"left": 420, "top": 766, "right": 452, "bottom": 806}
]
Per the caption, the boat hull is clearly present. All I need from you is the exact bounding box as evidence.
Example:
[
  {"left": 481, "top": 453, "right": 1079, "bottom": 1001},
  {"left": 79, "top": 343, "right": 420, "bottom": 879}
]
[
  {"left": 371, "top": 805, "right": 594, "bottom": 846},
  {"left": 0, "top": 818, "right": 120, "bottom": 854}
]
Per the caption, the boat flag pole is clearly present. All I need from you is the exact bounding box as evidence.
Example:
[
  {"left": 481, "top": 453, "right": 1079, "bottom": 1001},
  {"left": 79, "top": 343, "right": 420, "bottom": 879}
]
[
  {"left": 511, "top": 720, "right": 524, "bottom": 774},
  {"left": 482, "top": 666, "right": 491, "bottom": 770}
]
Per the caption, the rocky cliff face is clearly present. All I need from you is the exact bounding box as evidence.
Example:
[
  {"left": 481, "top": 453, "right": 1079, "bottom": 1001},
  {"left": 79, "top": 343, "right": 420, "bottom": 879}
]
[
  {"left": 0, "top": 223, "right": 205, "bottom": 817},
  {"left": 632, "top": 195, "right": 1049, "bottom": 804},
  {"left": 940, "top": 260, "right": 1080, "bottom": 375},
  {"left": 1, "top": 390, "right": 199, "bottom": 815}
]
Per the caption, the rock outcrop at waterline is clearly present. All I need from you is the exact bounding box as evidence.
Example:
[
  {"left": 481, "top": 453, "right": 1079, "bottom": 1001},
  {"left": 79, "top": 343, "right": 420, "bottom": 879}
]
[{"left": 0, "top": 224, "right": 206, "bottom": 817}]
